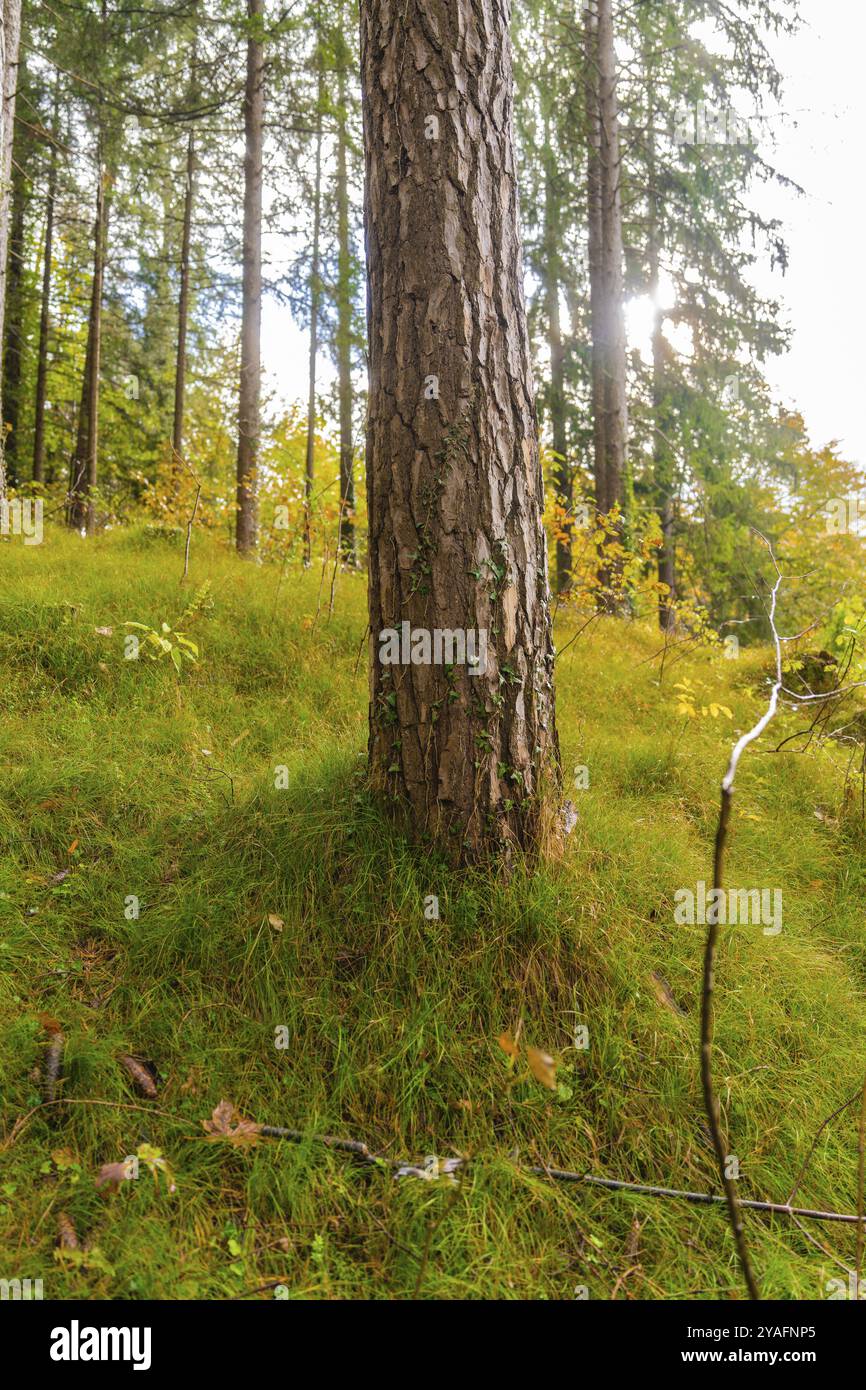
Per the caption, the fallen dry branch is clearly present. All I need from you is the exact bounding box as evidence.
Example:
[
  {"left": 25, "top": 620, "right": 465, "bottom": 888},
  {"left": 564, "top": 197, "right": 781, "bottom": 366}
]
[
  {"left": 6, "top": 1096, "right": 866, "bottom": 1236},
  {"left": 540, "top": 1171, "right": 866, "bottom": 1226},
  {"left": 700, "top": 539, "right": 785, "bottom": 1302}
]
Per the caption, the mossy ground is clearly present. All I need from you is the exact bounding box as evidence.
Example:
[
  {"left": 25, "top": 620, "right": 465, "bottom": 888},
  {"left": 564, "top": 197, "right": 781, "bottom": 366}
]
[{"left": 1, "top": 526, "right": 865, "bottom": 1300}]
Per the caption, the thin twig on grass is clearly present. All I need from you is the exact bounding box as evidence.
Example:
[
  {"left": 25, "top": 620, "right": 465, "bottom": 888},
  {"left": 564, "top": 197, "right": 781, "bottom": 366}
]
[{"left": 700, "top": 534, "right": 785, "bottom": 1301}]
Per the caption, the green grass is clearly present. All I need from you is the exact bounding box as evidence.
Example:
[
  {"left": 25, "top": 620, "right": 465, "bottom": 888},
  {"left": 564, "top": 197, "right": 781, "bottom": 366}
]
[{"left": 2, "top": 524, "right": 866, "bottom": 1300}]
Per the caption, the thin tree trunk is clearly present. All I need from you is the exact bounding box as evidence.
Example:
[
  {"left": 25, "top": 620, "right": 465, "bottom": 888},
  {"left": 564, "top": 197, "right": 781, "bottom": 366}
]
[
  {"left": 2, "top": 147, "right": 25, "bottom": 487},
  {"left": 584, "top": 0, "right": 607, "bottom": 516},
  {"left": 303, "top": 56, "right": 323, "bottom": 569},
  {"left": 0, "top": 0, "right": 22, "bottom": 501},
  {"left": 335, "top": 37, "right": 355, "bottom": 565},
  {"left": 32, "top": 86, "right": 59, "bottom": 485},
  {"left": 172, "top": 19, "right": 198, "bottom": 474},
  {"left": 596, "top": 0, "right": 627, "bottom": 514},
  {"left": 646, "top": 70, "right": 676, "bottom": 631},
  {"left": 361, "top": 0, "right": 560, "bottom": 862},
  {"left": 543, "top": 116, "right": 570, "bottom": 592},
  {"left": 235, "top": 0, "right": 264, "bottom": 553},
  {"left": 69, "top": 162, "right": 108, "bottom": 532},
  {"left": 172, "top": 127, "right": 195, "bottom": 466}
]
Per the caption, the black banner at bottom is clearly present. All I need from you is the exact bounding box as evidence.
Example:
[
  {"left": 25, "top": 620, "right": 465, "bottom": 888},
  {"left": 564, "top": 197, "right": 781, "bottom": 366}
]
[{"left": 4, "top": 1297, "right": 860, "bottom": 1376}]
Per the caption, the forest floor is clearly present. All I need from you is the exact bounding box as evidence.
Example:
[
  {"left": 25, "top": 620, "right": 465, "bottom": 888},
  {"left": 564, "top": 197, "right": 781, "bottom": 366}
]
[{"left": 1, "top": 525, "right": 865, "bottom": 1300}]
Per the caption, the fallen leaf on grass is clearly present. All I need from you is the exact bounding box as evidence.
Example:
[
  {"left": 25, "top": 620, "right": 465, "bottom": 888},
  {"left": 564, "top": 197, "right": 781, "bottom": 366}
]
[
  {"left": 56, "top": 1211, "right": 79, "bottom": 1250},
  {"left": 267, "top": 914, "right": 284, "bottom": 932},
  {"left": 649, "top": 971, "right": 686, "bottom": 1016},
  {"left": 118, "top": 1054, "right": 159, "bottom": 1099},
  {"left": 43, "top": 1030, "right": 65, "bottom": 1104},
  {"left": 526, "top": 1046, "right": 557, "bottom": 1091},
  {"left": 95, "top": 1158, "right": 136, "bottom": 1192},
  {"left": 202, "top": 1100, "right": 262, "bottom": 1148}
]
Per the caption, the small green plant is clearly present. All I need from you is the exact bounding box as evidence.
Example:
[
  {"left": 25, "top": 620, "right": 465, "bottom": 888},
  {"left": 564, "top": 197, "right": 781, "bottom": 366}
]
[{"left": 124, "top": 620, "right": 198, "bottom": 673}]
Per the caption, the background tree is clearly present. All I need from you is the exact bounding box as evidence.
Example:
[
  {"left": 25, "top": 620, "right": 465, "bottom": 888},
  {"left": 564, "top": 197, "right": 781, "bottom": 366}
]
[
  {"left": 0, "top": 0, "right": 22, "bottom": 498},
  {"left": 235, "top": 0, "right": 264, "bottom": 552}
]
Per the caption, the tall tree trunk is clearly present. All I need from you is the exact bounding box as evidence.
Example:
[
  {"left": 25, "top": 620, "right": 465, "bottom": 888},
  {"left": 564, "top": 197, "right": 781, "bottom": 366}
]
[
  {"left": 646, "top": 71, "right": 676, "bottom": 631},
  {"left": 235, "top": 0, "right": 263, "bottom": 553},
  {"left": 584, "top": 0, "right": 627, "bottom": 604},
  {"left": 172, "top": 21, "right": 197, "bottom": 473},
  {"left": 360, "top": 0, "right": 560, "bottom": 863},
  {"left": 596, "top": 0, "right": 627, "bottom": 513},
  {"left": 69, "top": 162, "right": 108, "bottom": 533},
  {"left": 0, "top": 0, "right": 22, "bottom": 501},
  {"left": 32, "top": 86, "right": 59, "bottom": 485},
  {"left": 584, "top": 0, "right": 607, "bottom": 515},
  {"left": 2, "top": 146, "right": 25, "bottom": 487},
  {"left": 654, "top": 344, "right": 676, "bottom": 632},
  {"left": 303, "top": 55, "right": 323, "bottom": 569},
  {"left": 172, "top": 128, "right": 195, "bottom": 466},
  {"left": 335, "top": 38, "right": 355, "bottom": 565},
  {"left": 543, "top": 116, "right": 570, "bottom": 592}
]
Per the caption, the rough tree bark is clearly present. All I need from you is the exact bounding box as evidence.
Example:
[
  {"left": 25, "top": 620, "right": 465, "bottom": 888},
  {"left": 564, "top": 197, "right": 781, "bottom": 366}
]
[
  {"left": 335, "top": 31, "right": 356, "bottom": 565},
  {"left": 235, "top": 0, "right": 263, "bottom": 553},
  {"left": 360, "top": 0, "right": 560, "bottom": 863},
  {"left": 543, "top": 119, "right": 570, "bottom": 593},
  {"left": 0, "top": 0, "right": 22, "bottom": 501},
  {"left": 584, "top": 0, "right": 627, "bottom": 521},
  {"left": 32, "top": 83, "right": 59, "bottom": 484}
]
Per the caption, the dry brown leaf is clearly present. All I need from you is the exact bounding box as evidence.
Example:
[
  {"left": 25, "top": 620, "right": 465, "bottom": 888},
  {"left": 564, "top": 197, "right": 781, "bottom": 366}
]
[
  {"left": 625, "top": 1215, "right": 643, "bottom": 1262},
  {"left": 201, "top": 1099, "right": 262, "bottom": 1148},
  {"left": 649, "top": 971, "right": 686, "bottom": 1017},
  {"left": 118, "top": 1054, "right": 158, "bottom": 1099},
  {"left": 56, "top": 1211, "right": 79, "bottom": 1250},
  {"left": 526, "top": 1046, "right": 557, "bottom": 1090},
  {"left": 43, "top": 1032, "right": 65, "bottom": 1104},
  {"left": 95, "top": 1159, "right": 136, "bottom": 1192}
]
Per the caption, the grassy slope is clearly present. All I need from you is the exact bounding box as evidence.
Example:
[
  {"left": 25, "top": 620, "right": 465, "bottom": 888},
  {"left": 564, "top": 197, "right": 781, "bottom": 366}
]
[{"left": 1, "top": 526, "right": 865, "bottom": 1301}]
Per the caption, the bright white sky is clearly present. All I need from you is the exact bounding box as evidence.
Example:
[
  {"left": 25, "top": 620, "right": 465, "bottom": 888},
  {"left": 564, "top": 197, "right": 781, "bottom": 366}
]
[
  {"left": 263, "top": 0, "right": 865, "bottom": 468},
  {"left": 753, "top": 0, "right": 866, "bottom": 466}
]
